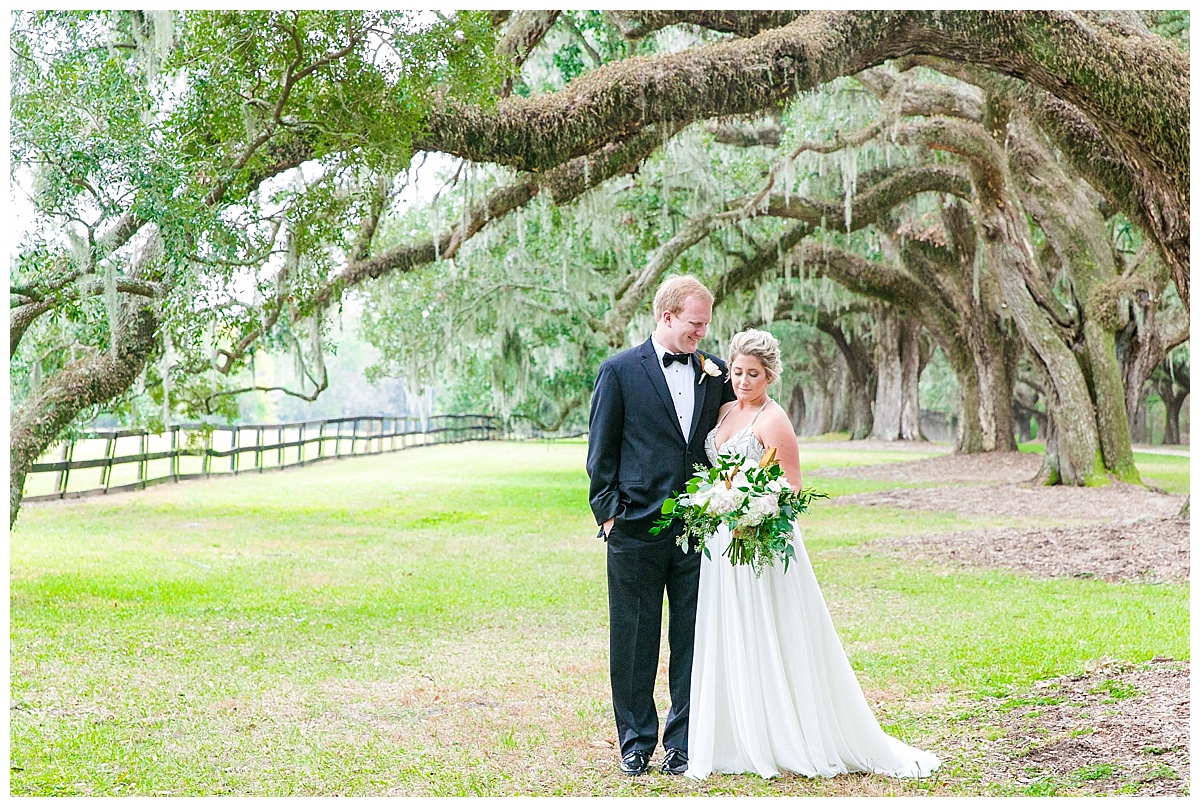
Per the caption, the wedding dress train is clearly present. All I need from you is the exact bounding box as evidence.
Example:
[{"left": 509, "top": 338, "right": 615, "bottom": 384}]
[{"left": 686, "top": 415, "right": 940, "bottom": 780}]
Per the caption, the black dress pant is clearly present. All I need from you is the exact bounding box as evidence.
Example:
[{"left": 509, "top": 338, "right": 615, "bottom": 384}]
[{"left": 606, "top": 524, "right": 701, "bottom": 756}]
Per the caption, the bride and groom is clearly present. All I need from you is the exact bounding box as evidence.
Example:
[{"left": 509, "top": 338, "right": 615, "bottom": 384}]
[{"left": 586, "top": 276, "right": 940, "bottom": 781}]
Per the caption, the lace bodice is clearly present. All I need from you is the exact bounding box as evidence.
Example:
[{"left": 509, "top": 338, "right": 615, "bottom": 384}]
[{"left": 705, "top": 403, "right": 768, "bottom": 466}]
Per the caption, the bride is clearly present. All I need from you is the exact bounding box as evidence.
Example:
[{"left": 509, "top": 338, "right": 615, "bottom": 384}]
[{"left": 686, "top": 329, "right": 940, "bottom": 781}]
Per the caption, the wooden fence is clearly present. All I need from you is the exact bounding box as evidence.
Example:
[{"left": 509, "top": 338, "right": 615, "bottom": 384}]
[{"left": 23, "top": 414, "right": 500, "bottom": 503}]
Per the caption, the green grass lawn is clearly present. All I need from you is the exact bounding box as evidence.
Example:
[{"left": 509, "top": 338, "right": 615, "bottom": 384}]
[{"left": 9, "top": 441, "right": 1189, "bottom": 796}]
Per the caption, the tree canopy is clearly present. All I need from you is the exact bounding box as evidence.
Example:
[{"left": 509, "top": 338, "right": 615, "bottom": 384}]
[{"left": 9, "top": 10, "right": 1190, "bottom": 524}]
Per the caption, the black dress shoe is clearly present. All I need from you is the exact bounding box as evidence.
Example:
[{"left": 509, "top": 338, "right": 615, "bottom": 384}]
[
  {"left": 661, "top": 748, "right": 688, "bottom": 775},
  {"left": 619, "top": 749, "right": 651, "bottom": 776}
]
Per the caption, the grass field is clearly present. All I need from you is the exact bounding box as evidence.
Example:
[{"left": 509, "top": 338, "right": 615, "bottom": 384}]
[{"left": 9, "top": 441, "right": 1189, "bottom": 795}]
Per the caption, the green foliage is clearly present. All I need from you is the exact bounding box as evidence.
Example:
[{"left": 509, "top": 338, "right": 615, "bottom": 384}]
[
  {"left": 11, "top": 10, "right": 506, "bottom": 430},
  {"left": 550, "top": 11, "right": 627, "bottom": 84}
]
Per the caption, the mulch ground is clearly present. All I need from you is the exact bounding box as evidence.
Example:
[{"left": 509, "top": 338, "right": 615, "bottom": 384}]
[
  {"left": 862, "top": 517, "right": 1190, "bottom": 584},
  {"left": 946, "top": 657, "right": 1189, "bottom": 795},
  {"left": 829, "top": 480, "right": 1185, "bottom": 522},
  {"left": 815, "top": 450, "right": 1039, "bottom": 484}
]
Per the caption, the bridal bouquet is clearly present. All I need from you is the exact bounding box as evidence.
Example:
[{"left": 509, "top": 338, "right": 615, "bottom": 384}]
[{"left": 650, "top": 448, "right": 826, "bottom": 577}]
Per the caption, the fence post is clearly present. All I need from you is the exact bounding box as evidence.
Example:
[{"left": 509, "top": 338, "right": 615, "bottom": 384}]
[
  {"left": 202, "top": 430, "right": 212, "bottom": 477},
  {"left": 232, "top": 426, "right": 240, "bottom": 475},
  {"left": 256, "top": 426, "right": 263, "bottom": 473},
  {"left": 55, "top": 439, "right": 75, "bottom": 497},
  {"left": 101, "top": 433, "right": 116, "bottom": 492},
  {"left": 138, "top": 431, "right": 148, "bottom": 487},
  {"left": 171, "top": 426, "right": 179, "bottom": 481}
]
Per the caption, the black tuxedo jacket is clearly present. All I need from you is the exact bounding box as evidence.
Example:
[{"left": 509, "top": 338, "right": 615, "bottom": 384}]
[{"left": 587, "top": 337, "right": 735, "bottom": 537}]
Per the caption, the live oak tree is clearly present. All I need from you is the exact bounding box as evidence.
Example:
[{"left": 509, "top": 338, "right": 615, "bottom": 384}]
[
  {"left": 10, "top": 10, "right": 512, "bottom": 523},
  {"left": 10, "top": 10, "right": 1189, "bottom": 522}
]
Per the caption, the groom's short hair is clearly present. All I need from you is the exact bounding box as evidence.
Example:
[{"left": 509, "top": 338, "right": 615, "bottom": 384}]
[{"left": 653, "top": 275, "right": 713, "bottom": 320}]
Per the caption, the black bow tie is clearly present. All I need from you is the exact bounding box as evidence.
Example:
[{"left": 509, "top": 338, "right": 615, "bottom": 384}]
[{"left": 662, "top": 352, "right": 692, "bottom": 368}]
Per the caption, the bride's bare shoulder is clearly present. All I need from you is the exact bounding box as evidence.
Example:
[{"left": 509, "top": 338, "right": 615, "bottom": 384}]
[{"left": 755, "top": 401, "right": 798, "bottom": 442}]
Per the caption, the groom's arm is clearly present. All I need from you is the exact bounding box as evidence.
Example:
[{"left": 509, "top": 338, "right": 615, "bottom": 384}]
[{"left": 586, "top": 361, "right": 623, "bottom": 536}]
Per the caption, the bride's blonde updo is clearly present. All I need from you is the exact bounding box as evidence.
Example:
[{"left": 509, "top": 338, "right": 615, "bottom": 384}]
[{"left": 728, "top": 329, "right": 783, "bottom": 381}]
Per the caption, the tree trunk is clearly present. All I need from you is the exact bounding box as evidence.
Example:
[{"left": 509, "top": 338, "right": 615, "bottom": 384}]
[
  {"left": 1082, "top": 320, "right": 1141, "bottom": 481},
  {"left": 11, "top": 306, "right": 159, "bottom": 525},
  {"left": 1035, "top": 409, "right": 1064, "bottom": 485},
  {"left": 820, "top": 318, "right": 874, "bottom": 440},
  {"left": 899, "top": 317, "right": 925, "bottom": 440},
  {"left": 1159, "top": 382, "right": 1187, "bottom": 446},
  {"left": 1120, "top": 322, "right": 1162, "bottom": 440},
  {"left": 951, "top": 347, "right": 986, "bottom": 452},
  {"left": 984, "top": 341, "right": 1019, "bottom": 450},
  {"left": 998, "top": 247, "right": 1103, "bottom": 485},
  {"left": 1128, "top": 390, "right": 1149, "bottom": 444},
  {"left": 848, "top": 380, "right": 874, "bottom": 440},
  {"left": 787, "top": 383, "right": 806, "bottom": 434},
  {"left": 871, "top": 306, "right": 923, "bottom": 441},
  {"left": 872, "top": 307, "right": 903, "bottom": 441},
  {"left": 806, "top": 381, "right": 835, "bottom": 436}
]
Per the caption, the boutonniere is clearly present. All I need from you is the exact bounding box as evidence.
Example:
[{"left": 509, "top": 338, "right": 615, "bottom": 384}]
[{"left": 697, "top": 354, "right": 722, "bottom": 384}]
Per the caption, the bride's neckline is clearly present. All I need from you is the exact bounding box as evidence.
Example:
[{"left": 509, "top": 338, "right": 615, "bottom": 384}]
[
  {"left": 711, "top": 399, "right": 770, "bottom": 454},
  {"left": 712, "top": 422, "right": 764, "bottom": 455}
]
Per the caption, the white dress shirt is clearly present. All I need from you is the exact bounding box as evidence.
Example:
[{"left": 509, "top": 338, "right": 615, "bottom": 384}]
[{"left": 651, "top": 337, "right": 696, "bottom": 440}]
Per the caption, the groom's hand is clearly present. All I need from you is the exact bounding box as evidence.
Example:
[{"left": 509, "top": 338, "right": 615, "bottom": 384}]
[{"left": 603, "top": 518, "right": 614, "bottom": 538}]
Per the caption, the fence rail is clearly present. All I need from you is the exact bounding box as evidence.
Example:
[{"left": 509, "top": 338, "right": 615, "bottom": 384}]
[{"left": 23, "top": 414, "right": 500, "bottom": 504}]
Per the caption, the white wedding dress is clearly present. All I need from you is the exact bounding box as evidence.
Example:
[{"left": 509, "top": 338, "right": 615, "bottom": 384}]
[{"left": 686, "top": 413, "right": 940, "bottom": 780}]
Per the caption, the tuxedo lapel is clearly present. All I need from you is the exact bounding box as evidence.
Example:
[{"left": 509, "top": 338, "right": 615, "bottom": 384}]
[
  {"left": 687, "top": 352, "right": 709, "bottom": 445},
  {"left": 638, "top": 338, "right": 687, "bottom": 444}
]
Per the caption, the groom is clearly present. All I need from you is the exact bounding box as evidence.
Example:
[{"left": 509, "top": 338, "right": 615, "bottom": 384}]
[{"left": 586, "top": 275, "right": 734, "bottom": 776}]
